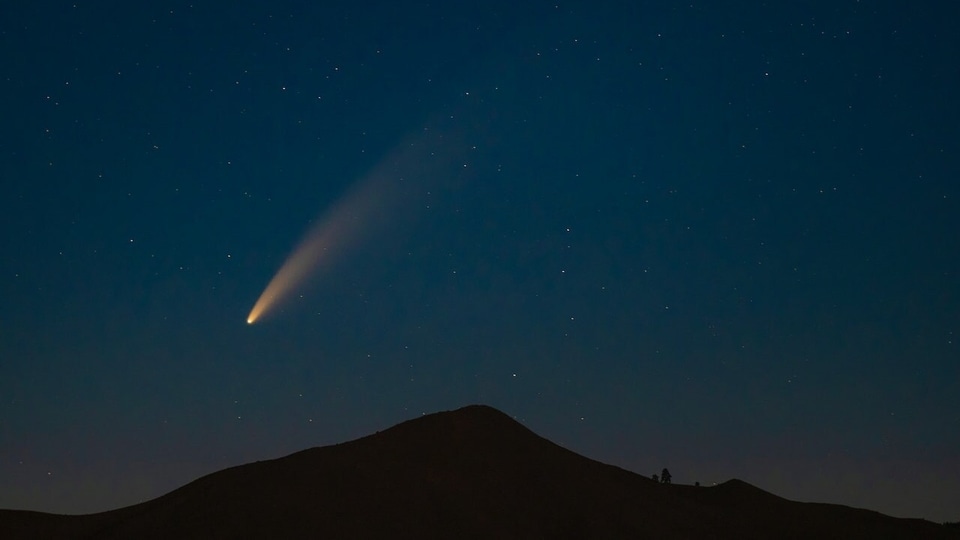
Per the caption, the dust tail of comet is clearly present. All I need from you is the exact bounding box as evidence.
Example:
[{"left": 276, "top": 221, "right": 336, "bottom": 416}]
[
  {"left": 245, "top": 179, "right": 378, "bottom": 325},
  {"left": 245, "top": 124, "right": 465, "bottom": 325},
  {"left": 245, "top": 213, "right": 344, "bottom": 325}
]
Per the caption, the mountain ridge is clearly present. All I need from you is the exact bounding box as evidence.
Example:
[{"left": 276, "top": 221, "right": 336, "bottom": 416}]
[{"left": 1, "top": 404, "right": 955, "bottom": 539}]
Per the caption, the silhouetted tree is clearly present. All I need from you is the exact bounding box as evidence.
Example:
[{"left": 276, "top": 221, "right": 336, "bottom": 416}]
[
  {"left": 660, "top": 468, "right": 671, "bottom": 484},
  {"left": 651, "top": 474, "right": 659, "bottom": 483},
  {"left": 695, "top": 481, "right": 700, "bottom": 487}
]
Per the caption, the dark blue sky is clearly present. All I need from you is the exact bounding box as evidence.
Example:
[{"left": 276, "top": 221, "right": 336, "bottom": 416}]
[{"left": 2, "top": 1, "right": 958, "bottom": 522}]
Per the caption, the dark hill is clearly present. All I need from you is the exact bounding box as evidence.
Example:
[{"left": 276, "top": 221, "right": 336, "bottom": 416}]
[{"left": 1, "top": 405, "right": 954, "bottom": 539}]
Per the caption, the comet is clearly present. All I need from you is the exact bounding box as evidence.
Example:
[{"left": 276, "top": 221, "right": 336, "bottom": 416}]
[
  {"left": 246, "top": 125, "right": 464, "bottom": 324},
  {"left": 245, "top": 170, "right": 393, "bottom": 325}
]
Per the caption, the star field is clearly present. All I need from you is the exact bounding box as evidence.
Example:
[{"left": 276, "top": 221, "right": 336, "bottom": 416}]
[{"left": 1, "top": 1, "right": 957, "bottom": 522}]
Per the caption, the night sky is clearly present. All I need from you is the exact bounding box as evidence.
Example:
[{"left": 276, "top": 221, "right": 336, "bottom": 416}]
[{"left": 2, "top": 1, "right": 958, "bottom": 523}]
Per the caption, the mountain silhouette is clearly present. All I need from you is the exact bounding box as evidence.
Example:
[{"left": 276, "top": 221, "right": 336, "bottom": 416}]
[{"left": 1, "top": 405, "right": 955, "bottom": 539}]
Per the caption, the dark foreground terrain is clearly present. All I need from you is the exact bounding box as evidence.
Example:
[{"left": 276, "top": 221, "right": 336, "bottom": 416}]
[{"left": 1, "top": 405, "right": 955, "bottom": 539}]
